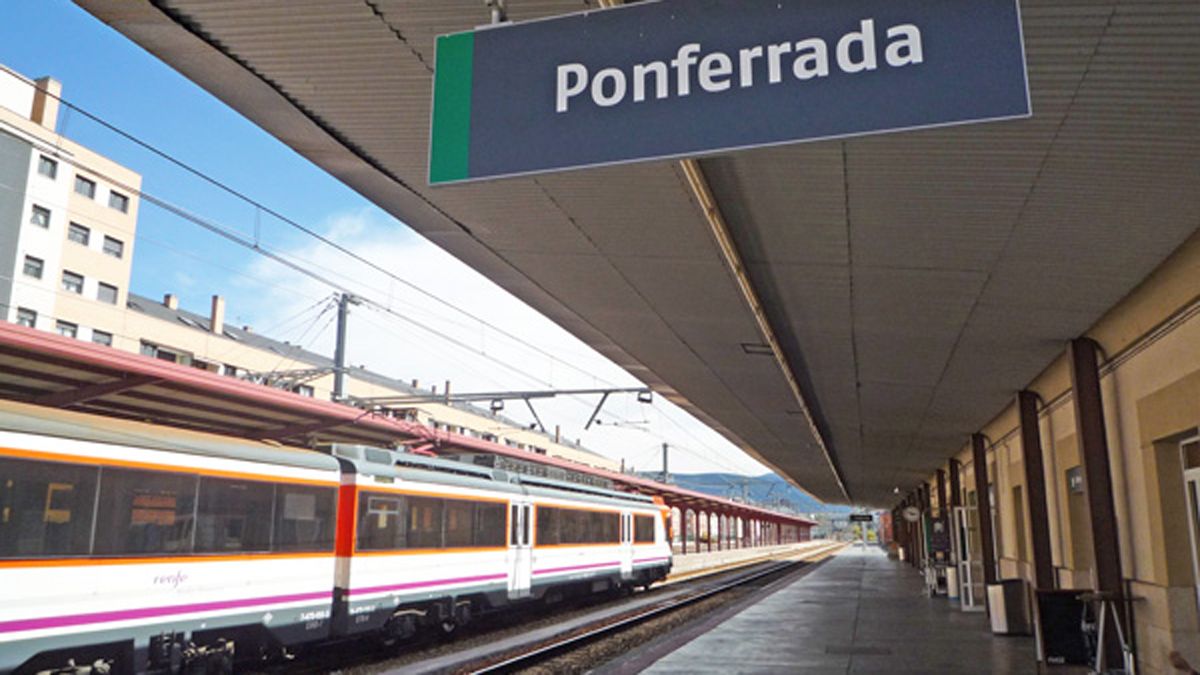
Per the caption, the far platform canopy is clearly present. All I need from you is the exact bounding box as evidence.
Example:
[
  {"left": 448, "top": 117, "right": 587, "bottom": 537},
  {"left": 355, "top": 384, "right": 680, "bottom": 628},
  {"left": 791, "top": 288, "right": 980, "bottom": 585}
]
[{"left": 76, "top": 0, "right": 1200, "bottom": 505}]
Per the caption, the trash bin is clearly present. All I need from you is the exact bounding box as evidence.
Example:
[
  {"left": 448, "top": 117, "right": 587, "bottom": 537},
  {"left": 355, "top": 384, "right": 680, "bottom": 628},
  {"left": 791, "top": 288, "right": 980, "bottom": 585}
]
[{"left": 987, "top": 579, "right": 1031, "bottom": 635}]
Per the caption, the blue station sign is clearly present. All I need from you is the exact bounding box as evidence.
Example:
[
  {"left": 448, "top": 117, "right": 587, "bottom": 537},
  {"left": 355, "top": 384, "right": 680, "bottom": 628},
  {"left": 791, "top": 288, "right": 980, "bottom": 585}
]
[{"left": 430, "top": 0, "right": 1030, "bottom": 184}]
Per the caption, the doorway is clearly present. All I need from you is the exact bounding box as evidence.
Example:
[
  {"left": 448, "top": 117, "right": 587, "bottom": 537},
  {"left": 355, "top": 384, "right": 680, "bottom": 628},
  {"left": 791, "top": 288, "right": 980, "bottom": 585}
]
[{"left": 1180, "top": 435, "right": 1200, "bottom": 609}]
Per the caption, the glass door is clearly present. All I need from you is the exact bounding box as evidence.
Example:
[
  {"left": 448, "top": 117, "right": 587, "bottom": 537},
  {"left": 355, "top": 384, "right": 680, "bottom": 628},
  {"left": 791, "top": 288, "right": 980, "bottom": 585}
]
[{"left": 1180, "top": 436, "right": 1200, "bottom": 610}]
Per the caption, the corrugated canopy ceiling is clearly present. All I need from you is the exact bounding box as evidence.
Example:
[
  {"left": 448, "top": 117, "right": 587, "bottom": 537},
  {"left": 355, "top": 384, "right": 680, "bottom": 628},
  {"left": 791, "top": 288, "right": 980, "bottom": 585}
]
[{"left": 77, "top": 0, "right": 1200, "bottom": 505}]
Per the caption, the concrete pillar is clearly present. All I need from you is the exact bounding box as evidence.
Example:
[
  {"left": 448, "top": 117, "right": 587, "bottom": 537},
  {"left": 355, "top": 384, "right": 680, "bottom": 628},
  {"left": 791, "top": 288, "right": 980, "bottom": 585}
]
[
  {"left": 1069, "top": 338, "right": 1125, "bottom": 667},
  {"left": 1018, "top": 390, "right": 1055, "bottom": 591},
  {"left": 972, "top": 434, "right": 998, "bottom": 585}
]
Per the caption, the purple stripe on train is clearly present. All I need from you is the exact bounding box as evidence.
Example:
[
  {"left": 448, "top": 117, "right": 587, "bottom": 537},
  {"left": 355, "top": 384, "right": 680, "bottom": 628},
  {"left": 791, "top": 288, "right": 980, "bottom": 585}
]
[
  {"left": 347, "top": 573, "right": 508, "bottom": 597},
  {"left": 0, "top": 590, "right": 332, "bottom": 634},
  {"left": 533, "top": 561, "right": 619, "bottom": 576},
  {"left": 633, "top": 556, "right": 670, "bottom": 564}
]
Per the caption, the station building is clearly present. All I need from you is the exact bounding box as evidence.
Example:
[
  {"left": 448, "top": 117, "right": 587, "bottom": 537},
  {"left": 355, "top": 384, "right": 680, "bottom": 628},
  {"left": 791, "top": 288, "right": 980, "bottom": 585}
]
[{"left": 0, "top": 63, "right": 618, "bottom": 474}]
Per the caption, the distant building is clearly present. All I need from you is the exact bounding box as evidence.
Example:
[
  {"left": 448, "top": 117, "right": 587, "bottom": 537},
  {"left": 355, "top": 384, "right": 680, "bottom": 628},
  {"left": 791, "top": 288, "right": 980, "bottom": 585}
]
[
  {"left": 0, "top": 64, "right": 139, "bottom": 346},
  {"left": 0, "top": 63, "right": 617, "bottom": 473}
]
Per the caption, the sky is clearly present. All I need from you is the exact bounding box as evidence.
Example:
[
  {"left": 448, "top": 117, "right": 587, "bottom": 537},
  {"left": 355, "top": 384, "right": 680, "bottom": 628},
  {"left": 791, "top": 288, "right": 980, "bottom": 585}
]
[{"left": 0, "top": 1, "right": 778, "bottom": 481}]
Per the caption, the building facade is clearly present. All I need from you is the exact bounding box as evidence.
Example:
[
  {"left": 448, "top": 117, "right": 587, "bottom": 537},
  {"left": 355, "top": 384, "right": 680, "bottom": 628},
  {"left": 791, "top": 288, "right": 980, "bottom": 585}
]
[
  {"left": 0, "top": 65, "right": 139, "bottom": 346},
  {"left": 0, "top": 63, "right": 617, "bottom": 473}
]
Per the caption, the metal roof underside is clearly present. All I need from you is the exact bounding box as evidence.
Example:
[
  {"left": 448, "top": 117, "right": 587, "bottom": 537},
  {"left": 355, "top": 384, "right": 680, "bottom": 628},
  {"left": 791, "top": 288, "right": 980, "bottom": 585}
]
[
  {"left": 0, "top": 321, "right": 812, "bottom": 524},
  {"left": 76, "top": 0, "right": 1200, "bottom": 506}
]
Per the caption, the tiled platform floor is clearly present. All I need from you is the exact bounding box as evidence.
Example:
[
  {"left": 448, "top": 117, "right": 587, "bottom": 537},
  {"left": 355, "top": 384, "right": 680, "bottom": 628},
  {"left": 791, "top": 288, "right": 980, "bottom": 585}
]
[{"left": 643, "top": 545, "right": 1036, "bottom": 674}]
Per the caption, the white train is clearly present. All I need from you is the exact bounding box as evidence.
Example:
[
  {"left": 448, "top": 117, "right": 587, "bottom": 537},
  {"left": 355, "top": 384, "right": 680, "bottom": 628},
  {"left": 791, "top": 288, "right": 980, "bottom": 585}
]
[{"left": 0, "top": 401, "right": 672, "bottom": 674}]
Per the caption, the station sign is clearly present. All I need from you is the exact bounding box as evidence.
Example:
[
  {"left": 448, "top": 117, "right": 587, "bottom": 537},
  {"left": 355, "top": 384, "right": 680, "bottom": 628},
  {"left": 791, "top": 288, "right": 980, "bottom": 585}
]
[
  {"left": 429, "top": 0, "right": 1030, "bottom": 184},
  {"left": 849, "top": 513, "right": 874, "bottom": 522}
]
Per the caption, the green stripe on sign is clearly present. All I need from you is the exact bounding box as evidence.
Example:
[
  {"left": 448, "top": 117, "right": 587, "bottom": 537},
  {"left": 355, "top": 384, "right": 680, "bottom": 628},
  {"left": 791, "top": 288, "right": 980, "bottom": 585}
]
[{"left": 430, "top": 31, "right": 474, "bottom": 184}]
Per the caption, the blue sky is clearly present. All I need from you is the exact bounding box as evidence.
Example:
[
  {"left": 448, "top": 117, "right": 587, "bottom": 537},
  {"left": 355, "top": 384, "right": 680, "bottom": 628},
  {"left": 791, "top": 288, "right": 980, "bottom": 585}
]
[{"left": 0, "top": 1, "right": 778, "bottom": 479}]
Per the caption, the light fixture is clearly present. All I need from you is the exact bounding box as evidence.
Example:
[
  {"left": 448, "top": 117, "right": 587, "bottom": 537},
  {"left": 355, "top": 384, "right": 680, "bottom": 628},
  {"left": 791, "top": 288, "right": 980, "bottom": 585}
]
[
  {"left": 637, "top": 390, "right": 653, "bottom": 404},
  {"left": 490, "top": 399, "right": 504, "bottom": 412}
]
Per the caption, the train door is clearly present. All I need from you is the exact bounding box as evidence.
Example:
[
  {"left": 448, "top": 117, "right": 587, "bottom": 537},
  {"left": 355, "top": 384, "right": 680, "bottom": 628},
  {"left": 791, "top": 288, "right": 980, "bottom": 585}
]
[
  {"left": 508, "top": 501, "right": 533, "bottom": 599},
  {"left": 620, "top": 512, "right": 634, "bottom": 580}
]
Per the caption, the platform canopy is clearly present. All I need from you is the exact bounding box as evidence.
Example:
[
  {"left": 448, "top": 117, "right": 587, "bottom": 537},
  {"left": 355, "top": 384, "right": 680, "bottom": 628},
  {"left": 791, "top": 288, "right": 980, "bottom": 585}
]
[{"left": 77, "top": 0, "right": 1200, "bottom": 505}]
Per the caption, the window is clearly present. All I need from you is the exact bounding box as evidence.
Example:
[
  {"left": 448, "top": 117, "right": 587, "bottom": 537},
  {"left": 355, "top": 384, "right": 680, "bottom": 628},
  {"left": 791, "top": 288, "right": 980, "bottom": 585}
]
[
  {"left": 97, "top": 282, "right": 118, "bottom": 305},
  {"left": 292, "top": 384, "right": 314, "bottom": 398},
  {"left": 91, "top": 330, "right": 113, "bottom": 347},
  {"left": 272, "top": 484, "right": 336, "bottom": 552},
  {"left": 67, "top": 222, "right": 90, "bottom": 246},
  {"left": 356, "top": 493, "right": 506, "bottom": 551},
  {"left": 0, "top": 456, "right": 98, "bottom": 558},
  {"left": 195, "top": 477, "right": 274, "bottom": 553},
  {"left": 74, "top": 175, "right": 96, "bottom": 199},
  {"left": 29, "top": 204, "right": 50, "bottom": 228},
  {"left": 94, "top": 468, "right": 197, "bottom": 555},
  {"left": 407, "top": 496, "right": 443, "bottom": 549},
  {"left": 102, "top": 236, "right": 124, "bottom": 258},
  {"left": 61, "top": 270, "right": 83, "bottom": 294},
  {"left": 358, "top": 493, "right": 407, "bottom": 551},
  {"left": 15, "top": 307, "right": 36, "bottom": 328},
  {"left": 37, "top": 155, "right": 57, "bottom": 179},
  {"left": 55, "top": 321, "right": 77, "bottom": 338},
  {"left": 108, "top": 191, "right": 129, "bottom": 213},
  {"left": 634, "top": 514, "right": 657, "bottom": 543},
  {"left": 22, "top": 255, "right": 43, "bottom": 279},
  {"left": 535, "top": 506, "right": 620, "bottom": 546}
]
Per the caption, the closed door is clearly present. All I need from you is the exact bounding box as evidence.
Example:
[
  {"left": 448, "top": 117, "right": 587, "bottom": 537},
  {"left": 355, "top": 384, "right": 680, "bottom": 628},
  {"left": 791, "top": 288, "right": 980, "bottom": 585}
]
[
  {"left": 508, "top": 503, "right": 533, "bottom": 599},
  {"left": 620, "top": 512, "right": 634, "bottom": 579}
]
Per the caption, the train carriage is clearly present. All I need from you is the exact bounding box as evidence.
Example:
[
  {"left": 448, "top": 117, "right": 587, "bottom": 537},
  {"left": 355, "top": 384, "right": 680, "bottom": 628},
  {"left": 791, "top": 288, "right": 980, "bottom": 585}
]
[
  {"left": 0, "top": 400, "right": 672, "bottom": 674},
  {"left": 0, "top": 402, "right": 341, "bottom": 674}
]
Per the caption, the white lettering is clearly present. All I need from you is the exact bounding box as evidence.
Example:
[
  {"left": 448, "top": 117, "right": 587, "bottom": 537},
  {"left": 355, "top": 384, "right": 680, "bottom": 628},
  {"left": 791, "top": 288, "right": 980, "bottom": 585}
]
[
  {"left": 767, "top": 42, "right": 792, "bottom": 84},
  {"left": 738, "top": 46, "right": 763, "bottom": 88},
  {"left": 837, "top": 19, "right": 877, "bottom": 73},
  {"left": 885, "top": 24, "right": 924, "bottom": 67},
  {"left": 591, "top": 68, "right": 627, "bottom": 107},
  {"left": 550, "top": 18, "right": 925, "bottom": 113},
  {"left": 699, "top": 52, "right": 733, "bottom": 92},
  {"left": 556, "top": 63, "right": 588, "bottom": 113},
  {"left": 792, "top": 39, "right": 829, "bottom": 80},
  {"left": 671, "top": 43, "right": 702, "bottom": 96},
  {"left": 633, "top": 61, "right": 669, "bottom": 102}
]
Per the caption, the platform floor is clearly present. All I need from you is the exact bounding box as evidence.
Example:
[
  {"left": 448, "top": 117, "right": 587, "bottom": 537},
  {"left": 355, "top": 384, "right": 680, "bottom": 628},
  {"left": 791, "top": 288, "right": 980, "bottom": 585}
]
[{"left": 642, "top": 545, "right": 1036, "bottom": 674}]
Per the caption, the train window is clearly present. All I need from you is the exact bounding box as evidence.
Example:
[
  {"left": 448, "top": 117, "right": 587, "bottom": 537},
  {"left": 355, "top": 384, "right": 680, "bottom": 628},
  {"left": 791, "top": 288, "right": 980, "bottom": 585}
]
[
  {"left": 94, "top": 468, "right": 198, "bottom": 555},
  {"left": 195, "top": 478, "right": 274, "bottom": 553},
  {"left": 535, "top": 506, "right": 620, "bottom": 545},
  {"left": 0, "top": 456, "right": 98, "bottom": 558},
  {"left": 510, "top": 504, "right": 519, "bottom": 546},
  {"left": 272, "top": 484, "right": 336, "bottom": 552},
  {"left": 407, "top": 496, "right": 443, "bottom": 549},
  {"left": 634, "top": 515, "right": 656, "bottom": 543},
  {"left": 444, "top": 499, "right": 474, "bottom": 548},
  {"left": 475, "top": 501, "right": 506, "bottom": 548},
  {"left": 357, "top": 492, "right": 407, "bottom": 551},
  {"left": 536, "top": 506, "right": 560, "bottom": 545}
]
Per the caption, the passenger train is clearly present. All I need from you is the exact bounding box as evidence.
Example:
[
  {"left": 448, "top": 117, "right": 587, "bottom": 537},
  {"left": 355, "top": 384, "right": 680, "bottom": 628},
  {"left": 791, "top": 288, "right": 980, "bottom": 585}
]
[{"left": 0, "top": 401, "right": 672, "bottom": 674}]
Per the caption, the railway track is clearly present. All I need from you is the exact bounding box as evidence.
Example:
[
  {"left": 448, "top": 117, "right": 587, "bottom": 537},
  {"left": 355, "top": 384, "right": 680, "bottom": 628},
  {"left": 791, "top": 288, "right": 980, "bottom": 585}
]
[
  {"left": 253, "top": 542, "right": 845, "bottom": 675},
  {"left": 392, "top": 541, "right": 846, "bottom": 674}
]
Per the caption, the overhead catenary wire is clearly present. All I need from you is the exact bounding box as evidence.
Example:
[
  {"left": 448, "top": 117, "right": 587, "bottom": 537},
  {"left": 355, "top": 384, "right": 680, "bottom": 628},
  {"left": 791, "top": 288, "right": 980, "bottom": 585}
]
[
  {"left": 26, "top": 84, "right": 622, "bottom": 389},
  {"left": 9, "top": 91, "right": 771, "bottom": 477}
]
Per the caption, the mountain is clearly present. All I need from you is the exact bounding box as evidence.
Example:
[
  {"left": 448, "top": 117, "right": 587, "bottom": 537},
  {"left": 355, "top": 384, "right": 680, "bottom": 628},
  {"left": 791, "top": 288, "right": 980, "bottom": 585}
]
[{"left": 640, "top": 472, "right": 853, "bottom": 515}]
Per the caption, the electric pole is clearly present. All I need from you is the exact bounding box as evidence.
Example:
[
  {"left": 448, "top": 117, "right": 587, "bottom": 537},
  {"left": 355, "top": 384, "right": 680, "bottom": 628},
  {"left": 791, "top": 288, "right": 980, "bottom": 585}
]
[{"left": 333, "top": 293, "right": 359, "bottom": 401}]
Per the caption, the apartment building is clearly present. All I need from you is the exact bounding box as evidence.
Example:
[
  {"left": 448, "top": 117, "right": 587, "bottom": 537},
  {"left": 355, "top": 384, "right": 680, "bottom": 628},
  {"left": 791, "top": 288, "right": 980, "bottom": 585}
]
[
  {"left": 0, "top": 64, "right": 138, "bottom": 345},
  {"left": 0, "top": 63, "right": 618, "bottom": 473}
]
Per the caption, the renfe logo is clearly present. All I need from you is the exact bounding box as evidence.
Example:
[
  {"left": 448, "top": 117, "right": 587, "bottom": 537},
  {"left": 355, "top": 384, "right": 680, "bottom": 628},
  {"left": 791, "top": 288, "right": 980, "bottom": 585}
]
[{"left": 556, "top": 19, "right": 922, "bottom": 113}]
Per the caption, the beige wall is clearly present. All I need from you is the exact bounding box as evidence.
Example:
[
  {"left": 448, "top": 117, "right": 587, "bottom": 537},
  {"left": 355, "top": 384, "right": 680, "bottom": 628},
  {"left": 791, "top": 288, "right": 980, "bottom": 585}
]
[{"left": 930, "top": 230, "right": 1200, "bottom": 675}]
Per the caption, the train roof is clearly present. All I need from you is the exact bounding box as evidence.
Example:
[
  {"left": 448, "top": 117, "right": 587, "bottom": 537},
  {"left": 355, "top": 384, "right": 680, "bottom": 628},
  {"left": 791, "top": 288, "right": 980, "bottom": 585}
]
[
  {"left": 0, "top": 398, "right": 341, "bottom": 472},
  {"left": 332, "top": 444, "right": 657, "bottom": 508}
]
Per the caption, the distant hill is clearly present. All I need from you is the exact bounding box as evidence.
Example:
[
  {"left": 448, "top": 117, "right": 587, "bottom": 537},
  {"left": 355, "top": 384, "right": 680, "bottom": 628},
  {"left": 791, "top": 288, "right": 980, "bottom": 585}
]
[{"left": 640, "top": 472, "right": 853, "bottom": 515}]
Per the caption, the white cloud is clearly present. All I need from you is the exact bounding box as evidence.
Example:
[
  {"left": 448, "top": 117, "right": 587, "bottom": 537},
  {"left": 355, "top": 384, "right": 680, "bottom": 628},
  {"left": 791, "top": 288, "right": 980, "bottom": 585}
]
[{"left": 230, "top": 207, "right": 770, "bottom": 476}]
